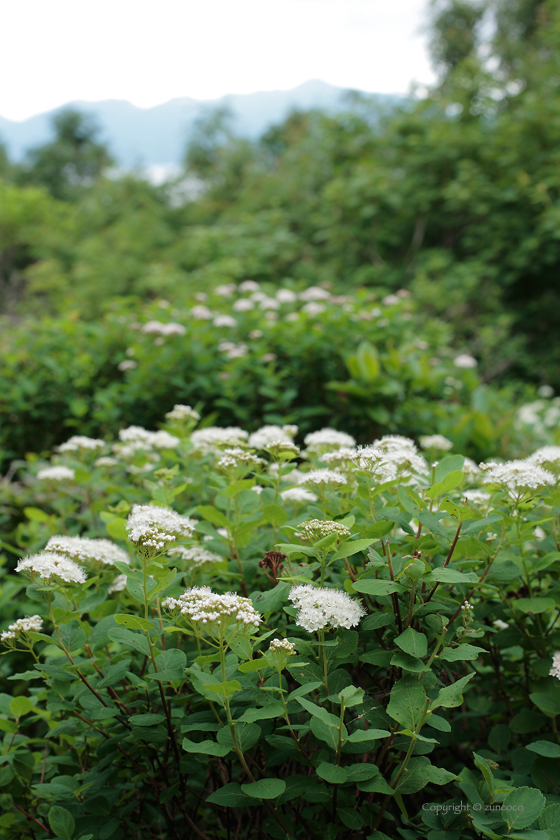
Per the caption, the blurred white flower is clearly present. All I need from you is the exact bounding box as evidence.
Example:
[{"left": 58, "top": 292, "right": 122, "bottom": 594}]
[
  {"left": 37, "top": 466, "right": 75, "bottom": 481},
  {"left": 276, "top": 288, "right": 297, "bottom": 303},
  {"left": 213, "top": 315, "right": 237, "bottom": 328},
  {"left": 118, "top": 360, "right": 137, "bottom": 371},
  {"left": 454, "top": 354, "right": 477, "bottom": 369},
  {"left": 233, "top": 298, "right": 255, "bottom": 311}
]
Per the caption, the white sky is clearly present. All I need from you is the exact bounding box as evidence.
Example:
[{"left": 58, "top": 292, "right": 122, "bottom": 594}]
[{"left": 1, "top": 0, "right": 434, "bottom": 122}]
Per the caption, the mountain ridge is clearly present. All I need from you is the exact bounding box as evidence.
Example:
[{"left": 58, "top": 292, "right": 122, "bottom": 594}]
[{"left": 0, "top": 80, "right": 403, "bottom": 167}]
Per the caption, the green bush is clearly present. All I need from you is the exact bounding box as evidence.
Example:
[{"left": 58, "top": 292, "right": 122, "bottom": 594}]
[
  {"left": 0, "top": 283, "right": 527, "bottom": 468},
  {"left": 2, "top": 413, "right": 560, "bottom": 838}
]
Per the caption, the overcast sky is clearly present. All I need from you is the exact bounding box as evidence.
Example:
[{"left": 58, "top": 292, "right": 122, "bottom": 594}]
[{"left": 1, "top": 0, "right": 434, "bottom": 122}]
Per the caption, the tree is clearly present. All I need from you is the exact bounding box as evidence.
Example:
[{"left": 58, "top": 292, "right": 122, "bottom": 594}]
[{"left": 22, "top": 108, "right": 113, "bottom": 200}]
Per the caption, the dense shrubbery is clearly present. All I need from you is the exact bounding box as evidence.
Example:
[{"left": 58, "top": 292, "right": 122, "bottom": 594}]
[
  {"left": 2, "top": 413, "right": 560, "bottom": 838},
  {"left": 0, "top": 282, "right": 530, "bottom": 467}
]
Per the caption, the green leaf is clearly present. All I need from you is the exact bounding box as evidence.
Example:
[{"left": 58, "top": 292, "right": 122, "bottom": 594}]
[
  {"left": 58, "top": 620, "right": 86, "bottom": 652},
  {"left": 114, "top": 614, "right": 153, "bottom": 631},
  {"left": 217, "top": 722, "right": 261, "bottom": 752},
  {"left": 297, "top": 696, "right": 340, "bottom": 727},
  {"left": 417, "top": 511, "right": 449, "bottom": 541},
  {"left": 425, "top": 765, "right": 457, "bottom": 785},
  {"left": 203, "top": 680, "right": 242, "bottom": 697},
  {"left": 539, "top": 803, "right": 560, "bottom": 835},
  {"left": 502, "top": 787, "right": 545, "bottom": 831},
  {"left": 352, "top": 579, "right": 404, "bottom": 596},
  {"left": 435, "top": 456, "right": 465, "bottom": 482},
  {"left": 241, "top": 779, "right": 286, "bottom": 800},
  {"left": 251, "top": 582, "right": 291, "bottom": 614},
  {"left": 24, "top": 506, "right": 50, "bottom": 522},
  {"left": 10, "top": 696, "right": 32, "bottom": 718},
  {"left": 386, "top": 676, "right": 427, "bottom": 729},
  {"left": 129, "top": 713, "right": 166, "bottom": 726},
  {"left": 196, "top": 505, "right": 231, "bottom": 529},
  {"left": 238, "top": 658, "right": 266, "bottom": 674},
  {"left": 527, "top": 741, "right": 560, "bottom": 758},
  {"left": 147, "top": 648, "right": 187, "bottom": 682},
  {"left": 262, "top": 504, "right": 288, "bottom": 526},
  {"left": 330, "top": 539, "right": 374, "bottom": 562},
  {"left": 310, "top": 717, "right": 341, "bottom": 749},
  {"left": 426, "top": 567, "right": 477, "bottom": 584},
  {"left": 182, "top": 738, "right": 230, "bottom": 756},
  {"left": 107, "top": 627, "right": 150, "bottom": 656},
  {"left": 357, "top": 776, "right": 394, "bottom": 794},
  {"left": 48, "top": 805, "right": 75, "bottom": 840},
  {"left": 473, "top": 752, "right": 495, "bottom": 797},
  {"left": 430, "top": 673, "right": 474, "bottom": 711},
  {"left": 391, "top": 651, "right": 430, "bottom": 672},
  {"left": 238, "top": 702, "right": 284, "bottom": 722},
  {"left": 461, "top": 513, "right": 503, "bottom": 535},
  {"left": 105, "top": 517, "right": 128, "bottom": 541},
  {"left": 529, "top": 692, "right": 560, "bottom": 717},
  {"left": 425, "top": 471, "right": 464, "bottom": 499},
  {"left": 206, "top": 783, "right": 257, "bottom": 807},
  {"left": 347, "top": 729, "right": 390, "bottom": 742},
  {"left": 515, "top": 598, "right": 556, "bottom": 614},
  {"left": 316, "top": 762, "right": 347, "bottom": 784},
  {"left": 395, "top": 628, "right": 427, "bottom": 659},
  {"left": 439, "top": 644, "right": 485, "bottom": 661},
  {"left": 345, "top": 764, "right": 380, "bottom": 782}
]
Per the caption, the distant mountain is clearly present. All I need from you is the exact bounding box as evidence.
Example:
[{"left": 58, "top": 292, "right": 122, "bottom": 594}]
[{"left": 0, "top": 81, "right": 403, "bottom": 168}]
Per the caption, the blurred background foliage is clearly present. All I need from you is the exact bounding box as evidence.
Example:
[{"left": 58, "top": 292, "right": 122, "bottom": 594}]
[{"left": 1, "top": 0, "right": 560, "bottom": 464}]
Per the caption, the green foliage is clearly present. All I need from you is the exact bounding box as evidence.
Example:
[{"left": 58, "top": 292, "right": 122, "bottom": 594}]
[
  {"left": 0, "top": 285, "right": 530, "bottom": 468},
  {"left": 1, "top": 407, "right": 560, "bottom": 838}
]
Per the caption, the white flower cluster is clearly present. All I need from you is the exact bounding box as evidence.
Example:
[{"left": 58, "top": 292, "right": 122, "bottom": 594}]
[
  {"left": 165, "top": 405, "right": 201, "bottom": 423},
  {"left": 95, "top": 456, "right": 119, "bottom": 467},
  {"left": 108, "top": 574, "right": 127, "bottom": 594},
  {"left": 142, "top": 320, "right": 186, "bottom": 336},
  {"left": 304, "top": 428, "right": 356, "bottom": 454},
  {"left": 126, "top": 504, "right": 197, "bottom": 551},
  {"left": 372, "top": 435, "right": 428, "bottom": 476},
  {"left": 218, "top": 340, "right": 248, "bottom": 359},
  {"left": 167, "top": 545, "right": 223, "bottom": 566},
  {"left": 528, "top": 446, "right": 560, "bottom": 471},
  {"left": 288, "top": 584, "right": 365, "bottom": 632},
  {"left": 248, "top": 424, "right": 298, "bottom": 449},
  {"left": 263, "top": 440, "right": 300, "bottom": 458},
  {"left": 162, "top": 586, "right": 261, "bottom": 635},
  {"left": 268, "top": 638, "right": 296, "bottom": 654},
  {"left": 217, "top": 448, "right": 266, "bottom": 471},
  {"left": 550, "top": 651, "right": 560, "bottom": 680},
  {"left": 58, "top": 435, "right": 105, "bottom": 453},
  {"left": 297, "top": 469, "right": 347, "bottom": 487},
  {"left": 213, "top": 314, "right": 237, "bottom": 328},
  {"left": 419, "top": 435, "right": 453, "bottom": 452},
  {"left": 480, "top": 460, "right": 555, "bottom": 497},
  {"left": 190, "top": 426, "right": 248, "bottom": 453},
  {"left": 118, "top": 426, "right": 180, "bottom": 450},
  {"left": 16, "top": 553, "right": 87, "bottom": 584},
  {"left": 350, "top": 446, "right": 398, "bottom": 482},
  {"left": 37, "top": 466, "right": 75, "bottom": 481},
  {"left": 296, "top": 519, "right": 351, "bottom": 542},
  {"left": 1, "top": 615, "right": 43, "bottom": 642},
  {"left": 463, "top": 457, "right": 481, "bottom": 482},
  {"left": 45, "top": 535, "right": 130, "bottom": 567},
  {"left": 280, "top": 487, "right": 318, "bottom": 504},
  {"left": 320, "top": 448, "right": 356, "bottom": 467}
]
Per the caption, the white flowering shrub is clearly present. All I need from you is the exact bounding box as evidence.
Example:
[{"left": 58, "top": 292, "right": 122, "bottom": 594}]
[
  {"left": 0, "top": 282, "right": 522, "bottom": 468},
  {"left": 2, "top": 413, "right": 560, "bottom": 839}
]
